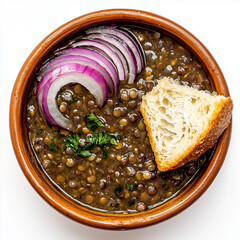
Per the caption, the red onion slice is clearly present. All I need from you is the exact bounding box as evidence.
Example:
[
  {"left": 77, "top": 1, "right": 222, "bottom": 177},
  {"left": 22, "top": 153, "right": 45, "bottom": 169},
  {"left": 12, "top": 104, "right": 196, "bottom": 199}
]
[
  {"left": 86, "top": 26, "right": 144, "bottom": 73},
  {"left": 37, "top": 55, "right": 114, "bottom": 95},
  {"left": 120, "top": 26, "right": 146, "bottom": 68},
  {"left": 84, "top": 38, "right": 129, "bottom": 81},
  {"left": 72, "top": 39, "right": 126, "bottom": 81},
  {"left": 37, "top": 67, "right": 60, "bottom": 118},
  {"left": 54, "top": 48, "right": 119, "bottom": 94},
  {"left": 85, "top": 33, "right": 137, "bottom": 84},
  {"left": 41, "top": 63, "right": 108, "bottom": 130}
]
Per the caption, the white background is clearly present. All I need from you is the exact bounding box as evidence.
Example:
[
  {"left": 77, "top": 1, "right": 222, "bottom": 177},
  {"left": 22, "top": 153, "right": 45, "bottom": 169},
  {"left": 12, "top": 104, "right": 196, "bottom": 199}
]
[{"left": 0, "top": 0, "right": 240, "bottom": 239}]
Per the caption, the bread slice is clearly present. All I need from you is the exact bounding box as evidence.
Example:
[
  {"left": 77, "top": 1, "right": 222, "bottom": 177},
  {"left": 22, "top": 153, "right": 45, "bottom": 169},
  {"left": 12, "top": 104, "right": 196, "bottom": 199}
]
[{"left": 140, "top": 77, "right": 233, "bottom": 172}]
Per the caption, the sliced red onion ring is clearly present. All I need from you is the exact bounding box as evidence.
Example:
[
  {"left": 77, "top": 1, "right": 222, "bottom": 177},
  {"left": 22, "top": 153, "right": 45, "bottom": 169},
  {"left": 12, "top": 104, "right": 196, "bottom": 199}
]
[
  {"left": 86, "top": 26, "right": 144, "bottom": 73},
  {"left": 120, "top": 26, "right": 146, "bottom": 67},
  {"left": 41, "top": 63, "right": 108, "bottom": 130},
  {"left": 37, "top": 56, "right": 112, "bottom": 117},
  {"left": 72, "top": 39, "right": 126, "bottom": 81},
  {"left": 83, "top": 38, "right": 129, "bottom": 81},
  {"left": 54, "top": 48, "right": 119, "bottom": 94},
  {"left": 37, "top": 67, "right": 61, "bottom": 118},
  {"left": 85, "top": 33, "right": 137, "bottom": 84},
  {"left": 37, "top": 55, "right": 114, "bottom": 95}
]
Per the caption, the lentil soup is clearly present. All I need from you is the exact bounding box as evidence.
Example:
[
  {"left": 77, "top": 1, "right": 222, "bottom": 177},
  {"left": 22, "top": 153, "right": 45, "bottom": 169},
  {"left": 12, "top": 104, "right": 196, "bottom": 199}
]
[{"left": 26, "top": 25, "right": 215, "bottom": 213}]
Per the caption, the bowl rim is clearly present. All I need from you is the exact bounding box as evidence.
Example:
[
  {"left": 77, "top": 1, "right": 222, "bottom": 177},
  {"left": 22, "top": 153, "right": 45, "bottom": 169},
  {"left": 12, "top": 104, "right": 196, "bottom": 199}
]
[{"left": 10, "top": 9, "right": 232, "bottom": 229}]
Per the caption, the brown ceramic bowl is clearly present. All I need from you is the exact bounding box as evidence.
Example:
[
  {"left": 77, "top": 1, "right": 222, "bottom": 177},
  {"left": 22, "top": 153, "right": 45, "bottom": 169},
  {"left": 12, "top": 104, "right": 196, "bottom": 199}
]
[{"left": 10, "top": 9, "right": 231, "bottom": 229}]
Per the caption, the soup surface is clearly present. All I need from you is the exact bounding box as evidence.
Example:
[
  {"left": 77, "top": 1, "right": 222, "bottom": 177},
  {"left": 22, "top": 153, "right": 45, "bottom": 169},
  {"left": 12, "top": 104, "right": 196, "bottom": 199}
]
[{"left": 27, "top": 26, "right": 215, "bottom": 213}]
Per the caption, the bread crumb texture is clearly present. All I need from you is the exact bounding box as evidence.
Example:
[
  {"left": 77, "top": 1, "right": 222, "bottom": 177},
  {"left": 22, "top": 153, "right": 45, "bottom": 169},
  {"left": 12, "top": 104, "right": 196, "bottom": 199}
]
[{"left": 140, "top": 77, "right": 233, "bottom": 171}]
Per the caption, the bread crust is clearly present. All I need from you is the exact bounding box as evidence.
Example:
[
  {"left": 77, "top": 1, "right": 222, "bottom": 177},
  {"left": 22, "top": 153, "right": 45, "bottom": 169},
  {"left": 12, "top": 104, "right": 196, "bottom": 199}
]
[{"left": 141, "top": 97, "right": 233, "bottom": 172}]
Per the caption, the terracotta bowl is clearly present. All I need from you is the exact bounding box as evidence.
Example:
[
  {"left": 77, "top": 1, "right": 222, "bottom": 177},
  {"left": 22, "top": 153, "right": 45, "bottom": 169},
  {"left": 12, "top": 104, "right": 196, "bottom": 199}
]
[{"left": 10, "top": 9, "right": 232, "bottom": 229}]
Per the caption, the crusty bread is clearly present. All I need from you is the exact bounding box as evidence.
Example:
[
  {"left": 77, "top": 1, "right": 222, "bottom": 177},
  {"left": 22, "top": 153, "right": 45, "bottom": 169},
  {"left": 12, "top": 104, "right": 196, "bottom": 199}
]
[{"left": 140, "top": 77, "right": 233, "bottom": 172}]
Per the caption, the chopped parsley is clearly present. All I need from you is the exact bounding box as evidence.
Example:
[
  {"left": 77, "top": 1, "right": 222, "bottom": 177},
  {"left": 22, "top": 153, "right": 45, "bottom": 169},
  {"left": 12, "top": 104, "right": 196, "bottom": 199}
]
[
  {"left": 70, "top": 95, "right": 77, "bottom": 104},
  {"left": 63, "top": 114, "right": 120, "bottom": 158},
  {"left": 77, "top": 150, "right": 91, "bottom": 158},
  {"left": 114, "top": 185, "right": 123, "bottom": 197},
  {"left": 64, "top": 133, "right": 94, "bottom": 158},
  {"left": 84, "top": 113, "right": 105, "bottom": 130},
  {"left": 128, "top": 199, "right": 135, "bottom": 206},
  {"left": 102, "top": 145, "right": 109, "bottom": 159},
  {"left": 35, "top": 129, "right": 43, "bottom": 137},
  {"left": 49, "top": 142, "right": 57, "bottom": 152},
  {"left": 81, "top": 143, "right": 94, "bottom": 151},
  {"left": 126, "top": 183, "right": 138, "bottom": 191},
  {"left": 118, "top": 98, "right": 123, "bottom": 103},
  {"left": 87, "top": 132, "right": 120, "bottom": 158},
  {"left": 64, "top": 133, "right": 80, "bottom": 153},
  {"left": 87, "top": 132, "right": 119, "bottom": 147},
  {"left": 110, "top": 137, "right": 118, "bottom": 145},
  {"left": 76, "top": 143, "right": 93, "bottom": 157}
]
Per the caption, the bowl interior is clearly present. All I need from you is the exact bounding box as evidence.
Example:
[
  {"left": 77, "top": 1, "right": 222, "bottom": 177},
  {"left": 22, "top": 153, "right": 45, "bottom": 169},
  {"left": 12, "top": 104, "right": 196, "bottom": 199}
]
[{"left": 10, "top": 9, "right": 231, "bottom": 229}]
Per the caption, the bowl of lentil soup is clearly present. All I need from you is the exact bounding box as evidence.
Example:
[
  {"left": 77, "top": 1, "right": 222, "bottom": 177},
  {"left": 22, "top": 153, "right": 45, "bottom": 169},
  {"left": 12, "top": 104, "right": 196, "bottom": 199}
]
[{"left": 10, "top": 9, "right": 231, "bottom": 229}]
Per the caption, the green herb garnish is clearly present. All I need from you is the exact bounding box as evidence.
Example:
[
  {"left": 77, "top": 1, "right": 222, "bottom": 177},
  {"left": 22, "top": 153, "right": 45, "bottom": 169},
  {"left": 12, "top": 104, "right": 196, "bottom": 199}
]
[
  {"left": 64, "top": 133, "right": 93, "bottom": 158},
  {"left": 49, "top": 142, "right": 57, "bottom": 152},
  {"left": 114, "top": 184, "right": 123, "bottom": 197},
  {"left": 64, "top": 133, "right": 80, "bottom": 153},
  {"left": 81, "top": 143, "right": 94, "bottom": 151},
  {"left": 35, "top": 129, "right": 43, "bottom": 137},
  {"left": 87, "top": 132, "right": 119, "bottom": 147},
  {"left": 87, "top": 132, "right": 119, "bottom": 158},
  {"left": 126, "top": 183, "right": 138, "bottom": 191},
  {"left": 70, "top": 95, "right": 77, "bottom": 104},
  {"left": 77, "top": 150, "right": 92, "bottom": 158},
  {"left": 102, "top": 145, "right": 109, "bottom": 159},
  {"left": 110, "top": 137, "right": 118, "bottom": 145},
  {"left": 128, "top": 199, "right": 135, "bottom": 206},
  {"left": 84, "top": 113, "right": 105, "bottom": 130},
  {"left": 64, "top": 117, "right": 119, "bottom": 158}
]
